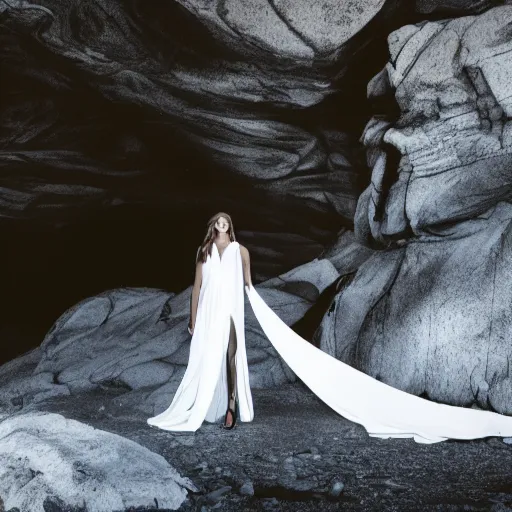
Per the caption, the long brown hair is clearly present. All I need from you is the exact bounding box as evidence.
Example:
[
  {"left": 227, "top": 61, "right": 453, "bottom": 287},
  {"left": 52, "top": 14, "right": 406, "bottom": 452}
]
[{"left": 196, "top": 212, "right": 236, "bottom": 264}]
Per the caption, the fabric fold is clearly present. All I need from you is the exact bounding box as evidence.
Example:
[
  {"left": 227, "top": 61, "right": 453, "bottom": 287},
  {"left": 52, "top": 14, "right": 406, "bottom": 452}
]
[
  {"left": 244, "top": 284, "right": 512, "bottom": 444},
  {"left": 147, "top": 242, "right": 253, "bottom": 431}
]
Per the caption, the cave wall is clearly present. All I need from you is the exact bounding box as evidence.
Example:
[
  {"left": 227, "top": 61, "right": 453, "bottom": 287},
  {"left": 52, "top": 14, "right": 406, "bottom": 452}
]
[{"left": 0, "top": 0, "right": 508, "bottom": 367}]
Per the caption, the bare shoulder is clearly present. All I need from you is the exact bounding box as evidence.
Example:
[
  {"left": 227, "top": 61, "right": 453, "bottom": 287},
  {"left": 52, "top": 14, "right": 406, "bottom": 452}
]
[{"left": 239, "top": 244, "right": 250, "bottom": 258}]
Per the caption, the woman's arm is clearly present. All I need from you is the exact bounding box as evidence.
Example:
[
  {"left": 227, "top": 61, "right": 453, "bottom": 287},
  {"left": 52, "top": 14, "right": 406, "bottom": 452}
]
[
  {"left": 240, "top": 245, "right": 253, "bottom": 288},
  {"left": 189, "top": 249, "right": 203, "bottom": 334}
]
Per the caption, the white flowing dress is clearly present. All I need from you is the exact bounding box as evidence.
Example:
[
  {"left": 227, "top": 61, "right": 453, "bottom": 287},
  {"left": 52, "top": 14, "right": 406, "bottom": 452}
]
[
  {"left": 148, "top": 242, "right": 512, "bottom": 443},
  {"left": 147, "top": 241, "right": 253, "bottom": 431}
]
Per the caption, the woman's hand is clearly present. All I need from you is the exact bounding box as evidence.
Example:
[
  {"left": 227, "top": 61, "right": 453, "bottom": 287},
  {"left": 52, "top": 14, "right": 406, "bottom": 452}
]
[{"left": 188, "top": 320, "right": 194, "bottom": 336}]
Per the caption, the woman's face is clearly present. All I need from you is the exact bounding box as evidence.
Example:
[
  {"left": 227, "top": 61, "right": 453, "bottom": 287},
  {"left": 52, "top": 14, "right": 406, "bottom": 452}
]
[{"left": 215, "top": 216, "right": 230, "bottom": 234}]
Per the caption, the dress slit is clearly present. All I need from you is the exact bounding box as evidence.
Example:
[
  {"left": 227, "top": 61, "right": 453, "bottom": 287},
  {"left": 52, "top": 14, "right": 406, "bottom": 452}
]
[
  {"left": 226, "top": 314, "right": 238, "bottom": 416},
  {"left": 147, "top": 241, "right": 253, "bottom": 430}
]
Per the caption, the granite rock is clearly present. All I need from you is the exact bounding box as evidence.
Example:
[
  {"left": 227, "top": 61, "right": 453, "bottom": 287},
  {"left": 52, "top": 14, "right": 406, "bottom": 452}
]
[
  {"left": 0, "top": 411, "right": 195, "bottom": 512},
  {"left": 326, "top": 7, "right": 512, "bottom": 414}
]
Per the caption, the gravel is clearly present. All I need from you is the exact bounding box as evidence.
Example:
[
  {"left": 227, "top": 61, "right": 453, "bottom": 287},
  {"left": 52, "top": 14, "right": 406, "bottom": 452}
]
[{"left": 23, "top": 382, "right": 512, "bottom": 512}]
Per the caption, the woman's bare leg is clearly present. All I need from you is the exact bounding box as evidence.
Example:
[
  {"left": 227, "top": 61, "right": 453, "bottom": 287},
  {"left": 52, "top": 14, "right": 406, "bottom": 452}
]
[{"left": 224, "top": 316, "right": 238, "bottom": 427}]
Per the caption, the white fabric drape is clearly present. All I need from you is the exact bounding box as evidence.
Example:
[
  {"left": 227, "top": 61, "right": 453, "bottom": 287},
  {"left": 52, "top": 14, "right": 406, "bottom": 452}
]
[
  {"left": 245, "top": 284, "right": 512, "bottom": 444},
  {"left": 148, "top": 242, "right": 512, "bottom": 443}
]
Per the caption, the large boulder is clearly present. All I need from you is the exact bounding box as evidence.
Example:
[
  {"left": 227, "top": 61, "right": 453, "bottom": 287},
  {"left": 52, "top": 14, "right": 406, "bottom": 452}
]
[
  {"left": 0, "top": 411, "right": 196, "bottom": 512},
  {"left": 172, "top": 0, "right": 387, "bottom": 60},
  {"left": 0, "top": 259, "right": 339, "bottom": 415},
  {"left": 318, "top": 6, "right": 512, "bottom": 413},
  {"left": 357, "top": 6, "right": 512, "bottom": 246}
]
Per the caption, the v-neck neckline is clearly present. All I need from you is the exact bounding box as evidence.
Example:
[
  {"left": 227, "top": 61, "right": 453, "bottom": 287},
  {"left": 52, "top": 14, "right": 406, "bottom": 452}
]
[{"left": 214, "top": 240, "right": 233, "bottom": 262}]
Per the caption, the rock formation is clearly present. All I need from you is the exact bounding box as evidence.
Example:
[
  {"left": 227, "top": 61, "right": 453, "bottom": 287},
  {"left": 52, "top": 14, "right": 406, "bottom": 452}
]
[
  {"left": 0, "top": 259, "right": 340, "bottom": 415},
  {"left": 2, "top": 0, "right": 509, "bottom": 346},
  {"left": 318, "top": 6, "right": 512, "bottom": 413},
  {"left": 0, "top": 1, "right": 510, "bottom": 416},
  {"left": 0, "top": 411, "right": 195, "bottom": 511},
  {"left": 0, "top": 0, "right": 373, "bottom": 236}
]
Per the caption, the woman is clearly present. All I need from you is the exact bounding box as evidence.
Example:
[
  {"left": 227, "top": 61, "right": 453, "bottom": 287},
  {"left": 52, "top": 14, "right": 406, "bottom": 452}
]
[
  {"left": 147, "top": 212, "right": 253, "bottom": 431},
  {"left": 148, "top": 212, "right": 512, "bottom": 443}
]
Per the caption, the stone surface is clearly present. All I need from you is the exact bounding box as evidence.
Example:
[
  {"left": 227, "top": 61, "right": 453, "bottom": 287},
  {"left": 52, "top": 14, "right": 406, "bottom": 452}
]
[
  {"left": 358, "top": 6, "right": 512, "bottom": 246},
  {"left": 416, "top": 0, "right": 511, "bottom": 14},
  {"left": 239, "top": 480, "right": 255, "bottom": 496},
  {"left": 2, "top": 0, "right": 509, "bottom": 358},
  {"left": 174, "top": 0, "right": 387, "bottom": 59},
  {"left": 0, "top": 0, "right": 370, "bottom": 227},
  {"left": 118, "top": 360, "right": 175, "bottom": 390},
  {"left": 1, "top": 0, "right": 503, "bottom": 235},
  {"left": 0, "top": 411, "right": 195, "bottom": 512},
  {"left": 0, "top": 346, "right": 70, "bottom": 411},
  {"left": 320, "top": 229, "right": 375, "bottom": 275},
  {"left": 324, "top": 6, "right": 512, "bottom": 413}
]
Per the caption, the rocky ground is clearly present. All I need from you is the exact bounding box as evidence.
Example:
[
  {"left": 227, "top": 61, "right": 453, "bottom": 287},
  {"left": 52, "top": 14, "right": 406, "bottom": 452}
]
[{"left": 22, "top": 382, "right": 512, "bottom": 512}]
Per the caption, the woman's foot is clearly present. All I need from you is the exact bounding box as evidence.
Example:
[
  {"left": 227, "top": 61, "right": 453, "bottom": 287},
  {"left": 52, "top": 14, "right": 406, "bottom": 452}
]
[
  {"left": 224, "top": 409, "right": 234, "bottom": 428},
  {"left": 223, "top": 396, "right": 237, "bottom": 429}
]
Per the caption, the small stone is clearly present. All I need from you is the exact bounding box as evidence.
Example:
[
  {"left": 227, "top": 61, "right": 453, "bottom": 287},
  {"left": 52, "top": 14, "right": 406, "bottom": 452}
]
[
  {"left": 329, "top": 481, "right": 345, "bottom": 497},
  {"left": 239, "top": 480, "right": 254, "bottom": 496},
  {"left": 214, "top": 466, "right": 222, "bottom": 474},
  {"left": 206, "top": 486, "right": 232, "bottom": 504},
  {"left": 283, "top": 457, "right": 295, "bottom": 473},
  {"left": 309, "top": 446, "right": 319, "bottom": 455},
  {"left": 262, "top": 497, "right": 279, "bottom": 509}
]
